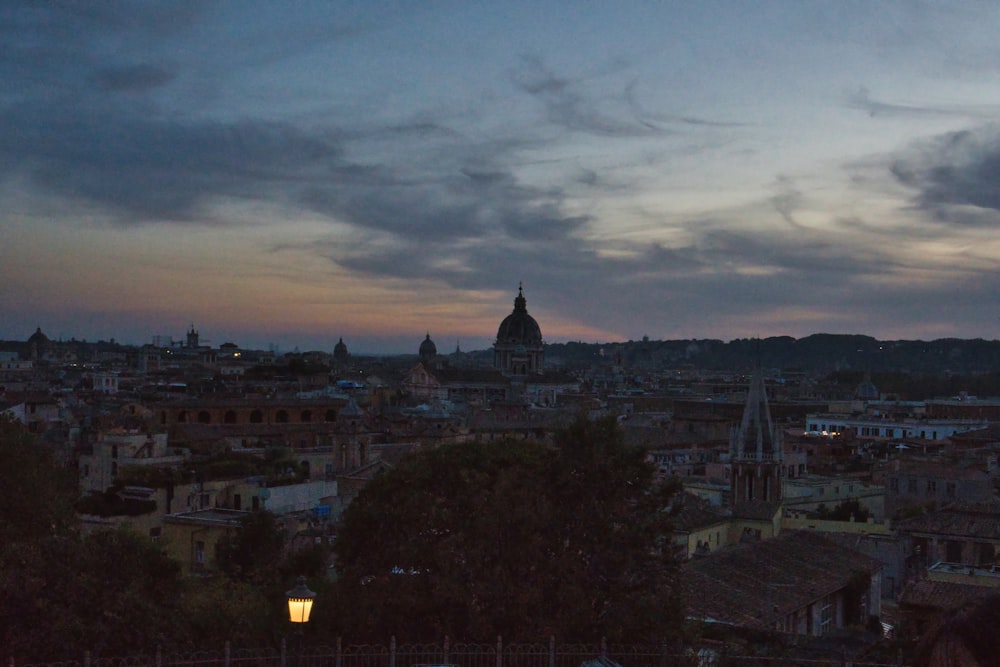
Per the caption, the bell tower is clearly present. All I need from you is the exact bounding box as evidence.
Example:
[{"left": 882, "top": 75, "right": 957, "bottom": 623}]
[{"left": 730, "top": 366, "right": 783, "bottom": 504}]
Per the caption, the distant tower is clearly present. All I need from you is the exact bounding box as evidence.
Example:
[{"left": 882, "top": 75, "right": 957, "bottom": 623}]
[
  {"left": 333, "top": 337, "right": 349, "bottom": 364},
  {"left": 729, "top": 367, "right": 783, "bottom": 504},
  {"left": 493, "top": 283, "right": 544, "bottom": 376},
  {"left": 419, "top": 333, "right": 437, "bottom": 363},
  {"left": 186, "top": 324, "right": 199, "bottom": 349}
]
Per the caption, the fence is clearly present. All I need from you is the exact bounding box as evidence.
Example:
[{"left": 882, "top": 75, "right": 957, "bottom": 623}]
[{"left": 12, "top": 638, "right": 906, "bottom": 667}]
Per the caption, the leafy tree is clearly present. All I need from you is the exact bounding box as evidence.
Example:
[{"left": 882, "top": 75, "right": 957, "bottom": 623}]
[
  {"left": 816, "top": 499, "right": 872, "bottom": 523},
  {"left": 329, "top": 415, "right": 682, "bottom": 642},
  {"left": 0, "top": 528, "right": 189, "bottom": 661},
  {"left": 215, "top": 511, "right": 288, "bottom": 584},
  {"left": 0, "top": 416, "right": 78, "bottom": 543}
]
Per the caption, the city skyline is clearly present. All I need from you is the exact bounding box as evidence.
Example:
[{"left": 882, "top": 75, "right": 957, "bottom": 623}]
[{"left": 3, "top": 2, "right": 1000, "bottom": 354}]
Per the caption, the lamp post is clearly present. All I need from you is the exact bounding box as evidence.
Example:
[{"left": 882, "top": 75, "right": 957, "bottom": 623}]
[{"left": 286, "top": 576, "right": 315, "bottom": 667}]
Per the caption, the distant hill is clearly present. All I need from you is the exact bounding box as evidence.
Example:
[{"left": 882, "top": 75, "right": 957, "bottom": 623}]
[{"left": 542, "top": 334, "right": 1000, "bottom": 375}]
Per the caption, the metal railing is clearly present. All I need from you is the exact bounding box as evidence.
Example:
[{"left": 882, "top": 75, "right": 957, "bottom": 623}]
[{"left": 12, "top": 638, "right": 906, "bottom": 667}]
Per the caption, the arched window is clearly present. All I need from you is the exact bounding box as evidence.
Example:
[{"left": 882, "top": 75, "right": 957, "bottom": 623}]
[
  {"left": 178, "top": 410, "right": 188, "bottom": 423},
  {"left": 325, "top": 409, "right": 336, "bottom": 422},
  {"left": 197, "top": 411, "right": 211, "bottom": 424},
  {"left": 224, "top": 410, "right": 237, "bottom": 424},
  {"left": 276, "top": 410, "right": 289, "bottom": 423},
  {"left": 301, "top": 410, "right": 312, "bottom": 423},
  {"left": 250, "top": 409, "right": 263, "bottom": 424}
]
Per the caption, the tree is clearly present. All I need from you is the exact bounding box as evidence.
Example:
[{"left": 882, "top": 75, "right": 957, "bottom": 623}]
[
  {"left": 215, "top": 510, "right": 288, "bottom": 584},
  {"left": 0, "top": 528, "right": 189, "bottom": 661},
  {"left": 329, "top": 415, "right": 682, "bottom": 642},
  {"left": 0, "top": 416, "right": 78, "bottom": 543}
]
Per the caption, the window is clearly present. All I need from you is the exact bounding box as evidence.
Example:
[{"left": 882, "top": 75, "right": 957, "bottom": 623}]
[
  {"left": 927, "top": 480, "right": 937, "bottom": 496},
  {"left": 194, "top": 540, "right": 205, "bottom": 571},
  {"left": 947, "top": 482, "right": 957, "bottom": 498},
  {"left": 908, "top": 479, "right": 918, "bottom": 494},
  {"left": 818, "top": 595, "right": 834, "bottom": 635},
  {"left": 890, "top": 478, "right": 899, "bottom": 492}
]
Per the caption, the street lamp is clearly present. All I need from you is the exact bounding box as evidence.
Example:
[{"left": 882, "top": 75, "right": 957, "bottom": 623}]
[
  {"left": 286, "top": 576, "right": 316, "bottom": 624},
  {"left": 286, "top": 577, "right": 315, "bottom": 667}
]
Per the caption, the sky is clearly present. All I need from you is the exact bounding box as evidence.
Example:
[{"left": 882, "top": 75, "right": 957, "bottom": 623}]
[{"left": 3, "top": 1, "right": 1000, "bottom": 354}]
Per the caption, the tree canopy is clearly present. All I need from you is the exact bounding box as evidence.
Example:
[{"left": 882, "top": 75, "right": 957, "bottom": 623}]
[
  {"left": 0, "top": 415, "right": 78, "bottom": 543},
  {"left": 328, "top": 415, "right": 682, "bottom": 642}
]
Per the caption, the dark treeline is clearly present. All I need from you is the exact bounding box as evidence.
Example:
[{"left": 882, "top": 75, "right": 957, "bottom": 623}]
[{"left": 546, "top": 334, "right": 1000, "bottom": 376}]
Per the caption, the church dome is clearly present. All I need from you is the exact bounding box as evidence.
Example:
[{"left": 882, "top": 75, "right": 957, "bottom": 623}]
[
  {"left": 495, "top": 285, "right": 542, "bottom": 345},
  {"left": 419, "top": 333, "right": 437, "bottom": 360},
  {"left": 28, "top": 327, "right": 50, "bottom": 345},
  {"left": 333, "top": 337, "right": 349, "bottom": 362}
]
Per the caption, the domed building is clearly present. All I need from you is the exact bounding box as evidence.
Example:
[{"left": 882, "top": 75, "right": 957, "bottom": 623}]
[
  {"left": 419, "top": 333, "right": 437, "bottom": 363},
  {"left": 333, "top": 337, "right": 349, "bottom": 364},
  {"left": 493, "top": 284, "right": 543, "bottom": 376},
  {"left": 27, "top": 326, "right": 51, "bottom": 361}
]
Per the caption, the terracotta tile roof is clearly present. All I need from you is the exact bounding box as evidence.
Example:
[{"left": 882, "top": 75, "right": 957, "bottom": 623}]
[
  {"left": 731, "top": 500, "right": 782, "bottom": 521},
  {"left": 670, "top": 495, "right": 729, "bottom": 532},
  {"left": 899, "top": 579, "right": 995, "bottom": 611},
  {"left": 899, "top": 502, "right": 1000, "bottom": 539},
  {"left": 683, "top": 530, "right": 881, "bottom": 630}
]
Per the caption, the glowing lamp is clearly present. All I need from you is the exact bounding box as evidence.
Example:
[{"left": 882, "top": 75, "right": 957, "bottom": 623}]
[{"left": 286, "top": 576, "right": 315, "bottom": 624}]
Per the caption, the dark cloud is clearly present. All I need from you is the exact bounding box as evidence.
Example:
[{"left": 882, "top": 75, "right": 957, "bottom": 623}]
[
  {"left": 890, "top": 124, "right": 1000, "bottom": 225},
  {"left": 0, "top": 103, "right": 345, "bottom": 221}
]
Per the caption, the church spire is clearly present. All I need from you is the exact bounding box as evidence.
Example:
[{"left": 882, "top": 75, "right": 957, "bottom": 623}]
[
  {"left": 731, "top": 366, "right": 781, "bottom": 462},
  {"left": 729, "top": 362, "right": 784, "bottom": 505}
]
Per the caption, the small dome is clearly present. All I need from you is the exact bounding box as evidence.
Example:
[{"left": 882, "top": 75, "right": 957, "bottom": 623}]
[
  {"left": 333, "top": 337, "right": 349, "bottom": 362},
  {"left": 495, "top": 285, "right": 542, "bottom": 345},
  {"left": 28, "top": 327, "right": 50, "bottom": 345},
  {"left": 419, "top": 333, "right": 437, "bottom": 360}
]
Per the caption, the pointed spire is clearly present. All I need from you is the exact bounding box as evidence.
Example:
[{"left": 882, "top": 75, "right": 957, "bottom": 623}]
[{"left": 731, "top": 365, "right": 781, "bottom": 462}]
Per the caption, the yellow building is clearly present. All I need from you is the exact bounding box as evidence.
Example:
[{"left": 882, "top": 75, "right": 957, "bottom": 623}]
[{"left": 162, "top": 508, "right": 249, "bottom": 574}]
